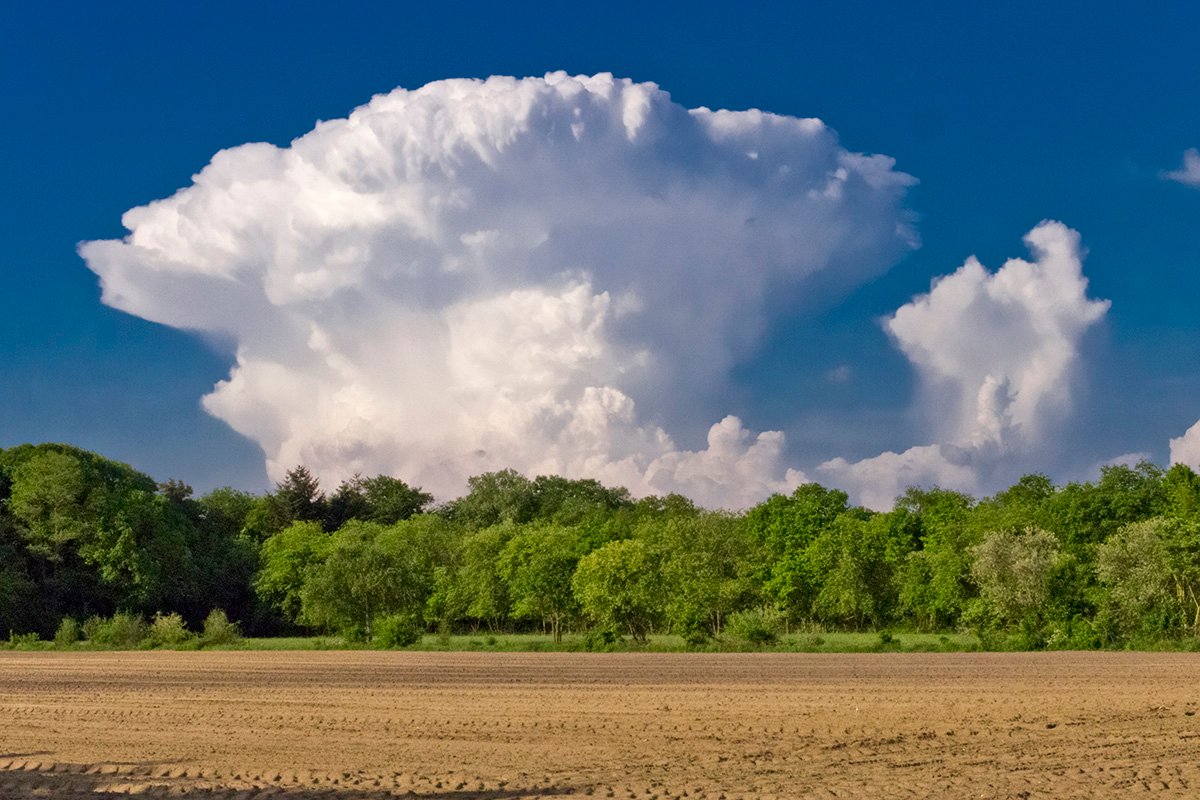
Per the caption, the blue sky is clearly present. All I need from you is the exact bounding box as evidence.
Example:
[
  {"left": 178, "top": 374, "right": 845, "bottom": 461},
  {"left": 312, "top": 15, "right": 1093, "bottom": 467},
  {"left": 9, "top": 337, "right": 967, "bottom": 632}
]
[{"left": 2, "top": 2, "right": 1198, "bottom": 506}]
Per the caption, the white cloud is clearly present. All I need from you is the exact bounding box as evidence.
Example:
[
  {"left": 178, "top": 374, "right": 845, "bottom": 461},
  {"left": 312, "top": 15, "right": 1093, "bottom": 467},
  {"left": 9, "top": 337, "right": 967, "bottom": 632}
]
[
  {"left": 79, "top": 72, "right": 916, "bottom": 508},
  {"left": 820, "top": 444, "right": 978, "bottom": 512},
  {"left": 1163, "top": 148, "right": 1200, "bottom": 188},
  {"left": 1170, "top": 420, "right": 1200, "bottom": 469},
  {"left": 820, "top": 222, "right": 1109, "bottom": 509}
]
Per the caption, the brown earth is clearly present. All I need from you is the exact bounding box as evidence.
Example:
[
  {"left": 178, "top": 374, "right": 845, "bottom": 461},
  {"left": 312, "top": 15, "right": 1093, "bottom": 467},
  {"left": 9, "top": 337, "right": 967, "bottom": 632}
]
[{"left": 1, "top": 650, "right": 1199, "bottom": 798}]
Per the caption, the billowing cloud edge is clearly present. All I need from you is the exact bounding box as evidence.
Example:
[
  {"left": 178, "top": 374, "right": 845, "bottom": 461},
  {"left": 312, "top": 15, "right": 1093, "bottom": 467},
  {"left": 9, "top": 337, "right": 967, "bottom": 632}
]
[
  {"left": 1170, "top": 420, "right": 1200, "bottom": 469},
  {"left": 819, "top": 221, "right": 1110, "bottom": 509},
  {"left": 79, "top": 72, "right": 918, "bottom": 509}
]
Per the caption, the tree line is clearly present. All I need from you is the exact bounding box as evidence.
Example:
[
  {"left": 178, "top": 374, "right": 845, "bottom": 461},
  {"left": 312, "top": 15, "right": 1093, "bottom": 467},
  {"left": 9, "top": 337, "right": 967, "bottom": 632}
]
[{"left": 2, "top": 442, "right": 1200, "bottom": 649}]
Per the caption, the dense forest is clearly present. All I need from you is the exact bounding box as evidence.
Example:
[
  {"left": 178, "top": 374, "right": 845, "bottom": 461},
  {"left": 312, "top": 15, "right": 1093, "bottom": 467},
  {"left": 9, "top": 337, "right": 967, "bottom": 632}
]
[{"left": 3, "top": 442, "right": 1200, "bottom": 649}]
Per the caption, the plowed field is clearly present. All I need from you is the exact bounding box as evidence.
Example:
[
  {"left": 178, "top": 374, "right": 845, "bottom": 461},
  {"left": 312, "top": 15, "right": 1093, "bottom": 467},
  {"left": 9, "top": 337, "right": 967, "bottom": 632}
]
[{"left": 1, "top": 651, "right": 1199, "bottom": 798}]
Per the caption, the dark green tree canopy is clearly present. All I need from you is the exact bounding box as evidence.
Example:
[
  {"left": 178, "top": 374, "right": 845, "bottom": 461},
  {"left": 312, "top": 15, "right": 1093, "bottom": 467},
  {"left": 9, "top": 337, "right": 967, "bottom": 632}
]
[{"left": 3, "top": 440, "right": 1200, "bottom": 650}]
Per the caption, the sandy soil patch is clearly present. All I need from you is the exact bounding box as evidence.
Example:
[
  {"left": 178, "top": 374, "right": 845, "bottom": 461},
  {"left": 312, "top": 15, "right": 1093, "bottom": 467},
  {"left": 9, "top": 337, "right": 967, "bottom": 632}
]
[{"left": 1, "top": 650, "right": 1198, "bottom": 798}]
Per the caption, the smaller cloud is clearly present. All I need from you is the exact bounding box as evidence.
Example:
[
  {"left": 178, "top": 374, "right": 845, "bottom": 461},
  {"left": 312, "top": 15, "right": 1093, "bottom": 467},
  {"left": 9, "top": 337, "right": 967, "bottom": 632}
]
[
  {"left": 640, "top": 416, "right": 807, "bottom": 510},
  {"left": 1162, "top": 148, "right": 1200, "bottom": 188},
  {"left": 825, "top": 364, "right": 853, "bottom": 384},
  {"left": 1087, "top": 452, "right": 1153, "bottom": 480},
  {"left": 1170, "top": 420, "right": 1200, "bottom": 469},
  {"left": 819, "top": 444, "right": 977, "bottom": 512},
  {"left": 819, "top": 221, "right": 1109, "bottom": 509}
]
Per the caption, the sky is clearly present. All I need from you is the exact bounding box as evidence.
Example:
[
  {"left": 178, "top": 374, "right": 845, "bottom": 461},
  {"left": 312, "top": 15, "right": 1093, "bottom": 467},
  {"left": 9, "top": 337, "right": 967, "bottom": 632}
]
[{"left": 2, "top": 2, "right": 1199, "bottom": 509}]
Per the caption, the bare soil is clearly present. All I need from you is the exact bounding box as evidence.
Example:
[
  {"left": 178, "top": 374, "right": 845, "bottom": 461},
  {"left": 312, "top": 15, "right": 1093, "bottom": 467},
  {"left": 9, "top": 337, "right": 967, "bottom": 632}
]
[{"left": 1, "top": 650, "right": 1199, "bottom": 798}]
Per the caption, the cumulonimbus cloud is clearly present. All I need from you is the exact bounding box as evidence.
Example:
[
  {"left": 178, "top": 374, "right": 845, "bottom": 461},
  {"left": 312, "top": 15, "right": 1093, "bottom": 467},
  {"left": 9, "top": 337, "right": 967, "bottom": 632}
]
[
  {"left": 80, "top": 72, "right": 917, "bottom": 508},
  {"left": 820, "top": 222, "right": 1110, "bottom": 509}
]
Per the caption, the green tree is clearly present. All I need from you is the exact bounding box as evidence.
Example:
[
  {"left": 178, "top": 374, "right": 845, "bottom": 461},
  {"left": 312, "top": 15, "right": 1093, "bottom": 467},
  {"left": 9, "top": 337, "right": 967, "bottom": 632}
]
[
  {"left": 1163, "top": 464, "right": 1200, "bottom": 520},
  {"left": 530, "top": 475, "right": 632, "bottom": 525},
  {"left": 0, "top": 521, "right": 35, "bottom": 635},
  {"left": 172, "top": 486, "right": 259, "bottom": 630},
  {"left": 300, "top": 521, "right": 397, "bottom": 638},
  {"left": 1045, "top": 462, "right": 1165, "bottom": 552},
  {"left": 644, "top": 511, "right": 761, "bottom": 640},
  {"left": 744, "top": 483, "right": 850, "bottom": 621},
  {"left": 968, "top": 527, "right": 1067, "bottom": 643},
  {"left": 2, "top": 444, "right": 196, "bottom": 621},
  {"left": 1156, "top": 516, "right": 1200, "bottom": 636},
  {"left": 255, "top": 521, "right": 331, "bottom": 622},
  {"left": 272, "top": 466, "right": 326, "bottom": 525},
  {"left": 894, "top": 487, "right": 976, "bottom": 629},
  {"left": 301, "top": 519, "right": 443, "bottom": 640},
  {"left": 497, "top": 524, "right": 585, "bottom": 642},
  {"left": 443, "top": 525, "right": 515, "bottom": 631},
  {"left": 810, "top": 512, "right": 913, "bottom": 629},
  {"left": 8, "top": 450, "right": 88, "bottom": 562},
  {"left": 197, "top": 487, "right": 258, "bottom": 535},
  {"left": 326, "top": 474, "right": 433, "bottom": 529},
  {"left": 447, "top": 470, "right": 536, "bottom": 529},
  {"left": 1094, "top": 519, "right": 1177, "bottom": 643},
  {"left": 572, "top": 538, "right": 662, "bottom": 642}
]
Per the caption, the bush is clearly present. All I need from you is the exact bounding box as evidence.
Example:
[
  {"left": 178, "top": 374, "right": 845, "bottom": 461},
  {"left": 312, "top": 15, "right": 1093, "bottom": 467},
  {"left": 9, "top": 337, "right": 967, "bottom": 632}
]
[
  {"left": 8, "top": 631, "right": 40, "bottom": 648},
  {"left": 340, "top": 623, "right": 369, "bottom": 644},
  {"left": 87, "top": 612, "right": 148, "bottom": 648},
  {"left": 375, "top": 613, "right": 422, "bottom": 648},
  {"left": 54, "top": 618, "right": 80, "bottom": 648},
  {"left": 583, "top": 627, "right": 621, "bottom": 651},
  {"left": 200, "top": 609, "right": 241, "bottom": 646},
  {"left": 147, "top": 612, "right": 192, "bottom": 647},
  {"left": 81, "top": 615, "right": 105, "bottom": 642},
  {"left": 675, "top": 609, "right": 712, "bottom": 649},
  {"left": 725, "top": 607, "right": 782, "bottom": 647}
]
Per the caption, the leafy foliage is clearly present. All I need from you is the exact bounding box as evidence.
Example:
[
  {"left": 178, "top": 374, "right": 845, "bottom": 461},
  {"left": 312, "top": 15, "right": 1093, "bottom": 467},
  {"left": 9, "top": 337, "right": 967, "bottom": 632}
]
[
  {"left": 967, "top": 527, "right": 1067, "bottom": 645},
  {"left": 201, "top": 609, "right": 241, "bottom": 646},
  {"left": 84, "top": 612, "right": 148, "bottom": 647},
  {"left": 724, "top": 607, "right": 783, "bottom": 646},
  {"left": 147, "top": 611, "right": 192, "bottom": 646},
  {"left": 53, "top": 617, "right": 79, "bottom": 647},
  {"left": 374, "top": 612, "right": 423, "bottom": 648},
  {"left": 497, "top": 524, "right": 584, "bottom": 642},
  {"left": 572, "top": 539, "right": 662, "bottom": 641},
  {"left": 4, "top": 439, "right": 1200, "bottom": 650}
]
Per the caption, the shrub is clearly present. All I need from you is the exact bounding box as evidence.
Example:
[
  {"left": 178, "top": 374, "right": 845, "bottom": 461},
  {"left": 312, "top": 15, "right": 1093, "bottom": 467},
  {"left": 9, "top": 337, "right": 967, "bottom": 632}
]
[
  {"left": 340, "top": 623, "right": 368, "bottom": 644},
  {"left": 87, "top": 612, "right": 148, "bottom": 648},
  {"left": 725, "top": 607, "right": 782, "bottom": 647},
  {"left": 8, "top": 631, "right": 40, "bottom": 648},
  {"left": 81, "top": 615, "right": 105, "bottom": 642},
  {"left": 147, "top": 612, "right": 192, "bottom": 647},
  {"left": 54, "top": 618, "right": 80, "bottom": 648},
  {"left": 375, "top": 613, "right": 422, "bottom": 648},
  {"left": 583, "top": 627, "right": 621, "bottom": 651},
  {"left": 675, "top": 609, "right": 712, "bottom": 649},
  {"left": 200, "top": 609, "right": 241, "bottom": 646}
]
